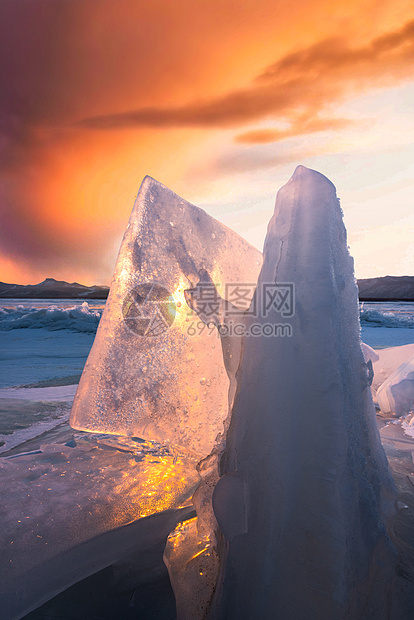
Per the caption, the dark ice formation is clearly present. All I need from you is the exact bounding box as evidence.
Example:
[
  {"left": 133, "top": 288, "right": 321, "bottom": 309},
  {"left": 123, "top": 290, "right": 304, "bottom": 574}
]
[{"left": 208, "top": 166, "right": 397, "bottom": 619}]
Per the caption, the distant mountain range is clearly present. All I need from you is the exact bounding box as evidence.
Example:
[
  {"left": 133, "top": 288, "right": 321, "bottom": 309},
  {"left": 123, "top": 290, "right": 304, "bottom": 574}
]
[
  {"left": 356, "top": 276, "right": 414, "bottom": 301},
  {"left": 0, "top": 276, "right": 413, "bottom": 301},
  {"left": 0, "top": 278, "right": 109, "bottom": 299}
]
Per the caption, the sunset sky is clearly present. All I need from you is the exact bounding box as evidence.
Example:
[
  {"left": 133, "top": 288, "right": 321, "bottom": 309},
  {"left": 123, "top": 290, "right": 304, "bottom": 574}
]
[{"left": 1, "top": 0, "right": 413, "bottom": 285}]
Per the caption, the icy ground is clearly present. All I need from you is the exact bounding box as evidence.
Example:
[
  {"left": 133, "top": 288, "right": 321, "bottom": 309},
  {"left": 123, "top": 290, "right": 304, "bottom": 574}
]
[{"left": 0, "top": 413, "right": 200, "bottom": 619}]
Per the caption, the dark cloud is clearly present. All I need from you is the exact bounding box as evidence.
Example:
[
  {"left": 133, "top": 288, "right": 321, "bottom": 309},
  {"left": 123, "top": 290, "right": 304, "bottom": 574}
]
[
  {"left": 258, "top": 19, "right": 414, "bottom": 81},
  {"left": 0, "top": 0, "right": 120, "bottom": 281},
  {"left": 78, "top": 19, "right": 414, "bottom": 136},
  {"left": 0, "top": 1, "right": 73, "bottom": 146},
  {"left": 76, "top": 79, "right": 324, "bottom": 129}
]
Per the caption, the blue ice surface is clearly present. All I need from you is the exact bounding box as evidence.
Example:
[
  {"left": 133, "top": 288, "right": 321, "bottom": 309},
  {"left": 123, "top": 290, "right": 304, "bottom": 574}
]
[
  {"left": 360, "top": 301, "right": 414, "bottom": 348},
  {"left": 0, "top": 325, "right": 411, "bottom": 390},
  {"left": 0, "top": 300, "right": 102, "bottom": 388},
  {"left": 360, "top": 326, "right": 414, "bottom": 349},
  {"left": 0, "top": 329, "right": 95, "bottom": 388}
]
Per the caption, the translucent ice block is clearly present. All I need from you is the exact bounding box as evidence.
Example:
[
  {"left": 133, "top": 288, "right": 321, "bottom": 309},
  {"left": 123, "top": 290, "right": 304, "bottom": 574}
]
[{"left": 69, "top": 177, "right": 262, "bottom": 456}]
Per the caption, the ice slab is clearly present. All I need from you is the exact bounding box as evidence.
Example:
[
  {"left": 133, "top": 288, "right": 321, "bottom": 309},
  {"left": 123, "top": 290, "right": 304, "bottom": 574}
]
[
  {"left": 208, "top": 166, "right": 397, "bottom": 619},
  {"left": 70, "top": 177, "right": 262, "bottom": 456},
  {"left": 372, "top": 343, "right": 414, "bottom": 392},
  {"left": 377, "top": 353, "right": 414, "bottom": 416}
]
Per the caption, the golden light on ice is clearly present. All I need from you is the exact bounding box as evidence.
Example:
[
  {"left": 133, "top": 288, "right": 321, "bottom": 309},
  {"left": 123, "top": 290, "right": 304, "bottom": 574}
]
[{"left": 129, "top": 456, "right": 198, "bottom": 519}]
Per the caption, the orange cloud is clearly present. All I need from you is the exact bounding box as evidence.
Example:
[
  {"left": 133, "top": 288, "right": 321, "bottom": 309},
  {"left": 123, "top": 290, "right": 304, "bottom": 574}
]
[
  {"left": 235, "top": 117, "right": 358, "bottom": 144},
  {"left": 78, "top": 19, "right": 414, "bottom": 139}
]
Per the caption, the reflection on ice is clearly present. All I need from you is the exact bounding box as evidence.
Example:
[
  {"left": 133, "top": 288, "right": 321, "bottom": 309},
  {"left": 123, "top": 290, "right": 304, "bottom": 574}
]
[
  {"left": 1, "top": 431, "right": 200, "bottom": 619},
  {"left": 164, "top": 517, "right": 218, "bottom": 620}
]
